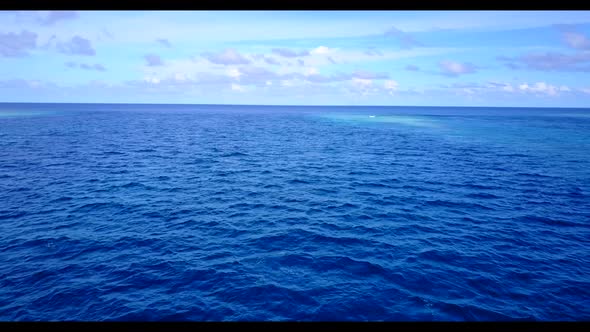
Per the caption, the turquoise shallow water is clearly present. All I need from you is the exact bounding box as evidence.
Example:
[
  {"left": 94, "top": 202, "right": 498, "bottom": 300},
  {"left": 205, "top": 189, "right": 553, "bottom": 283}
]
[{"left": 0, "top": 103, "right": 589, "bottom": 321}]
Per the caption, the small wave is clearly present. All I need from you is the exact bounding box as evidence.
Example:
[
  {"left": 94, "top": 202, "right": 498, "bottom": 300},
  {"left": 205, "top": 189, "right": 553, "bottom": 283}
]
[
  {"left": 0, "top": 210, "right": 26, "bottom": 220},
  {"left": 287, "top": 179, "right": 309, "bottom": 185},
  {"left": 221, "top": 152, "right": 249, "bottom": 157},
  {"left": 228, "top": 212, "right": 249, "bottom": 218},
  {"left": 310, "top": 256, "right": 394, "bottom": 283},
  {"left": 496, "top": 153, "right": 529, "bottom": 158},
  {"left": 49, "top": 196, "right": 73, "bottom": 203},
  {"left": 457, "top": 183, "right": 500, "bottom": 190},
  {"left": 2, "top": 104, "right": 589, "bottom": 321},
  {"left": 350, "top": 182, "right": 392, "bottom": 189},
  {"left": 465, "top": 193, "right": 500, "bottom": 199},
  {"left": 348, "top": 171, "right": 374, "bottom": 176},
  {"left": 369, "top": 198, "right": 400, "bottom": 206},
  {"left": 142, "top": 211, "right": 164, "bottom": 219},
  {"left": 424, "top": 200, "right": 493, "bottom": 210},
  {"left": 228, "top": 202, "right": 266, "bottom": 210},
  {"left": 516, "top": 215, "right": 584, "bottom": 228},
  {"left": 416, "top": 249, "right": 460, "bottom": 263},
  {"left": 434, "top": 301, "right": 525, "bottom": 321},
  {"left": 120, "top": 182, "right": 150, "bottom": 189},
  {"left": 9, "top": 187, "right": 31, "bottom": 193},
  {"left": 72, "top": 202, "right": 125, "bottom": 213},
  {"left": 325, "top": 203, "right": 360, "bottom": 211},
  {"left": 516, "top": 172, "right": 556, "bottom": 179},
  {"left": 351, "top": 190, "right": 378, "bottom": 197},
  {"left": 305, "top": 208, "right": 323, "bottom": 215},
  {"left": 263, "top": 184, "right": 283, "bottom": 189}
]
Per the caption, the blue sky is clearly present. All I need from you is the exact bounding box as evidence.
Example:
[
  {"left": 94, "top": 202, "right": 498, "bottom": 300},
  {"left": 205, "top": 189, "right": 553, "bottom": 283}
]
[{"left": 1, "top": 10, "right": 590, "bottom": 107}]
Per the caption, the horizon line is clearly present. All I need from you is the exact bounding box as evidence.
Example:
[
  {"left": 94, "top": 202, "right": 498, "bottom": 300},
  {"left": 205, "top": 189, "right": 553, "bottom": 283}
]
[{"left": 1, "top": 101, "right": 589, "bottom": 110}]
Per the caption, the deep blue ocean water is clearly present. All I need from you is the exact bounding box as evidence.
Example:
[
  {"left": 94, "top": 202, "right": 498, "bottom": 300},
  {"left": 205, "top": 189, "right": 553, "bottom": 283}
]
[{"left": 0, "top": 103, "right": 589, "bottom": 321}]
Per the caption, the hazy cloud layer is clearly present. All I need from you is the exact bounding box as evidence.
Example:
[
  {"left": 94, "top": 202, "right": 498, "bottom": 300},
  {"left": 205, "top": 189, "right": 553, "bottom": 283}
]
[
  {"left": 364, "top": 47, "right": 383, "bottom": 56},
  {"left": 351, "top": 70, "right": 389, "bottom": 80},
  {"left": 264, "top": 57, "right": 280, "bottom": 65},
  {"left": 1, "top": 11, "right": 588, "bottom": 106},
  {"left": 556, "top": 25, "right": 590, "bottom": 50},
  {"left": 57, "top": 36, "right": 95, "bottom": 56},
  {"left": 498, "top": 52, "right": 590, "bottom": 72},
  {"left": 156, "top": 38, "right": 172, "bottom": 48},
  {"left": 497, "top": 28, "right": 590, "bottom": 72},
  {"left": 0, "top": 78, "right": 57, "bottom": 89},
  {"left": 39, "top": 11, "right": 78, "bottom": 26},
  {"left": 236, "top": 66, "right": 280, "bottom": 86},
  {"left": 202, "top": 49, "right": 251, "bottom": 65},
  {"left": 66, "top": 61, "right": 106, "bottom": 71},
  {"left": 562, "top": 31, "right": 590, "bottom": 50},
  {"left": 251, "top": 54, "right": 281, "bottom": 65},
  {"left": 0, "top": 30, "right": 37, "bottom": 57},
  {"left": 271, "top": 48, "right": 310, "bottom": 58},
  {"left": 144, "top": 54, "right": 164, "bottom": 66},
  {"left": 384, "top": 26, "right": 423, "bottom": 49}
]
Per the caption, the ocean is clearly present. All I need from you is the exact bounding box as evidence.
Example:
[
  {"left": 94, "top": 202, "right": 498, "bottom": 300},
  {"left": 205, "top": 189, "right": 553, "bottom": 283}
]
[{"left": 0, "top": 103, "right": 588, "bottom": 321}]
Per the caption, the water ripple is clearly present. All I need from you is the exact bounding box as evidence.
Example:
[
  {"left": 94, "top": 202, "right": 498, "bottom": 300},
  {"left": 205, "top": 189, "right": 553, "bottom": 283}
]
[{"left": 0, "top": 104, "right": 589, "bottom": 321}]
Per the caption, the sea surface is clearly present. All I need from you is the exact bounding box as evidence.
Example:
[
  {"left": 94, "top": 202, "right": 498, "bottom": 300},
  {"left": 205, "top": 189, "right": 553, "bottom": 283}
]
[{"left": 0, "top": 103, "right": 589, "bottom": 321}]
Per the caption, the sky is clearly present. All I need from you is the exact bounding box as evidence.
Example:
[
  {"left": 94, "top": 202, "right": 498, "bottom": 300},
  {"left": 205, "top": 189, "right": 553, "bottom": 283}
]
[{"left": 1, "top": 10, "right": 590, "bottom": 107}]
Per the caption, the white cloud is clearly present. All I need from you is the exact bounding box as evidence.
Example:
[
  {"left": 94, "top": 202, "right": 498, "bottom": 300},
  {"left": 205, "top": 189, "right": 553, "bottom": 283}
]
[
  {"left": 231, "top": 83, "right": 245, "bottom": 92},
  {"left": 439, "top": 60, "right": 477, "bottom": 76},
  {"left": 174, "top": 72, "right": 187, "bottom": 82},
  {"left": 144, "top": 76, "right": 160, "bottom": 84},
  {"left": 438, "top": 81, "right": 575, "bottom": 99},
  {"left": 484, "top": 81, "right": 516, "bottom": 93},
  {"left": 139, "top": 57, "right": 212, "bottom": 81},
  {"left": 384, "top": 80, "right": 399, "bottom": 91},
  {"left": 137, "top": 45, "right": 455, "bottom": 92},
  {"left": 351, "top": 77, "right": 374, "bottom": 96},
  {"left": 352, "top": 78, "right": 372, "bottom": 87},
  {"left": 304, "top": 67, "right": 319, "bottom": 76},
  {"left": 310, "top": 46, "right": 332, "bottom": 55},
  {"left": 518, "top": 82, "right": 569, "bottom": 96},
  {"left": 226, "top": 67, "right": 242, "bottom": 79}
]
